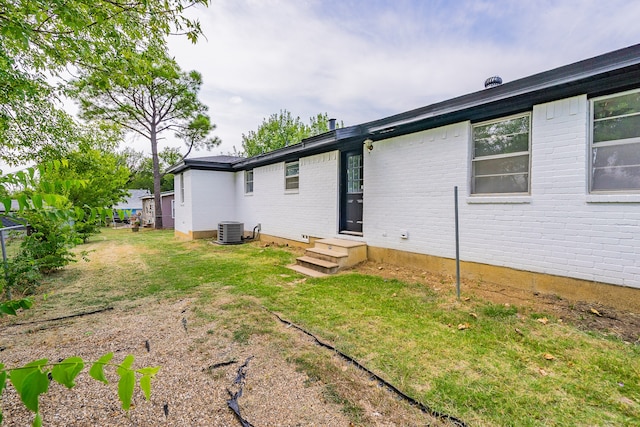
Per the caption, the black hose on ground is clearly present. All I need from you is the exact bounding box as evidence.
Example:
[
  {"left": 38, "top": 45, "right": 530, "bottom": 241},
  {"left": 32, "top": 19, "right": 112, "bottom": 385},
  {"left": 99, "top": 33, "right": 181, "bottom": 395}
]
[
  {"left": 227, "top": 356, "right": 255, "bottom": 427},
  {"left": 271, "top": 311, "right": 468, "bottom": 427}
]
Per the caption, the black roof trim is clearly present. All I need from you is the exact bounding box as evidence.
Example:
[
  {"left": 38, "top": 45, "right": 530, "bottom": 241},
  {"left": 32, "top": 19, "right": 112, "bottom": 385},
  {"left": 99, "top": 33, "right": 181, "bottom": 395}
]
[
  {"left": 166, "top": 155, "right": 244, "bottom": 174},
  {"left": 170, "top": 43, "right": 640, "bottom": 173}
]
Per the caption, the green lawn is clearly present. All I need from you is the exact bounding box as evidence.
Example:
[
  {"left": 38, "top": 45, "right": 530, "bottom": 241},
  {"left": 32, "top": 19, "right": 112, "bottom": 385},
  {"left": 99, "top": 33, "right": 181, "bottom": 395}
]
[{"left": 37, "top": 228, "right": 640, "bottom": 426}]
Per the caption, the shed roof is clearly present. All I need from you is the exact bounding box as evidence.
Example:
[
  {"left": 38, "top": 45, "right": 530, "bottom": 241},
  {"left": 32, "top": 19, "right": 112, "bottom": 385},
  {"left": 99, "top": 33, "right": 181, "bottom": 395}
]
[
  {"left": 113, "top": 189, "right": 151, "bottom": 210},
  {"left": 141, "top": 191, "right": 175, "bottom": 200}
]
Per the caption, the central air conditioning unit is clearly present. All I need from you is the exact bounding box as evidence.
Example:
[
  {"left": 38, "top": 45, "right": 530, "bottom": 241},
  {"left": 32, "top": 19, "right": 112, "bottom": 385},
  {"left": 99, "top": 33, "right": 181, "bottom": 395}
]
[{"left": 218, "top": 221, "right": 244, "bottom": 244}]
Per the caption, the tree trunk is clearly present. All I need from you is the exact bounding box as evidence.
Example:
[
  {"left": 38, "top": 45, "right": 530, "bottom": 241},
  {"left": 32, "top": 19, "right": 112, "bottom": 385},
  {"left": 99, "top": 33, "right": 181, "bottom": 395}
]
[{"left": 151, "top": 125, "right": 163, "bottom": 229}]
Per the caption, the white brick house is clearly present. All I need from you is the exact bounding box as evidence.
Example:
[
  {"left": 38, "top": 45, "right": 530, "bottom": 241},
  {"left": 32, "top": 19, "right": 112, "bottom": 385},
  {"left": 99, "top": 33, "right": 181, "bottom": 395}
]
[{"left": 168, "top": 44, "right": 640, "bottom": 307}]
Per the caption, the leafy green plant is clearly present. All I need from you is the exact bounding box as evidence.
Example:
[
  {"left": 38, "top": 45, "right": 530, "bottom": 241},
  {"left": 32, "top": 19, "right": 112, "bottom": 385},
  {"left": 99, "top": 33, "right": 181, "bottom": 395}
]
[{"left": 0, "top": 353, "right": 159, "bottom": 426}]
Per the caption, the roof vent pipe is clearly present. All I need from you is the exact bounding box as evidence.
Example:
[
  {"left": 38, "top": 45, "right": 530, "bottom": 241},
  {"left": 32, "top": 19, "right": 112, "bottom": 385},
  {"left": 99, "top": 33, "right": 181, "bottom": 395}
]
[
  {"left": 484, "top": 76, "right": 503, "bottom": 89},
  {"left": 328, "top": 118, "right": 336, "bottom": 130}
]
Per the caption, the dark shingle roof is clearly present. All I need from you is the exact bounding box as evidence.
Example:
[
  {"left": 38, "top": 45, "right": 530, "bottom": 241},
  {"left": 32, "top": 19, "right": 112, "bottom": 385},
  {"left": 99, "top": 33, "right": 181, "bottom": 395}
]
[{"left": 1, "top": 215, "right": 25, "bottom": 229}]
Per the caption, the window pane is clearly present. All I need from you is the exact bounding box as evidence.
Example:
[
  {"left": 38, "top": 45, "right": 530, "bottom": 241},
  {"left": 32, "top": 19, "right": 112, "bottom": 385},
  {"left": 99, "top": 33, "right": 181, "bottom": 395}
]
[
  {"left": 593, "top": 114, "right": 640, "bottom": 143},
  {"left": 285, "top": 176, "right": 299, "bottom": 190},
  {"left": 593, "top": 92, "right": 640, "bottom": 119},
  {"left": 592, "top": 166, "right": 640, "bottom": 191},
  {"left": 286, "top": 162, "right": 299, "bottom": 177},
  {"left": 592, "top": 143, "right": 640, "bottom": 191},
  {"left": 474, "top": 174, "right": 529, "bottom": 194},
  {"left": 347, "top": 154, "right": 363, "bottom": 193},
  {"left": 474, "top": 154, "right": 529, "bottom": 176},
  {"left": 592, "top": 143, "right": 640, "bottom": 168},
  {"left": 473, "top": 116, "right": 530, "bottom": 158},
  {"left": 474, "top": 132, "right": 529, "bottom": 157}
]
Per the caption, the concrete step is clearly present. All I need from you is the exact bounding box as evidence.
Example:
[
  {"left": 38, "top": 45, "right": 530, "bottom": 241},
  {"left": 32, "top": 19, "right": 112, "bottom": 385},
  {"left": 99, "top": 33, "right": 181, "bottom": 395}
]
[
  {"left": 287, "top": 264, "right": 329, "bottom": 278},
  {"left": 296, "top": 255, "right": 339, "bottom": 275},
  {"left": 305, "top": 247, "right": 348, "bottom": 267},
  {"left": 314, "top": 238, "right": 366, "bottom": 254},
  {"left": 312, "top": 238, "right": 367, "bottom": 269}
]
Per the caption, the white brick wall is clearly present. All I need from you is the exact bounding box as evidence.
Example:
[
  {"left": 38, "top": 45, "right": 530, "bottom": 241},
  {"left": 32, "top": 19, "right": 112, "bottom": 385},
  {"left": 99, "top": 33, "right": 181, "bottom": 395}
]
[
  {"left": 235, "top": 151, "right": 340, "bottom": 242},
  {"left": 173, "top": 171, "right": 191, "bottom": 236},
  {"left": 174, "top": 169, "right": 236, "bottom": 235},
  {"left": 177, "top": 93, "right": 640, "bottom": 289},
  {"left": 365, "top": 95, "right": 640, "bottom": 288}
]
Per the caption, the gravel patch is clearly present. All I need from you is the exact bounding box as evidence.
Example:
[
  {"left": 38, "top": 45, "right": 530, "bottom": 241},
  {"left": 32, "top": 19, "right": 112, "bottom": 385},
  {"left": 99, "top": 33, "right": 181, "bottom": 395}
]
[{"left": 1, "top": 295, "right": 451, "bottom": 426}]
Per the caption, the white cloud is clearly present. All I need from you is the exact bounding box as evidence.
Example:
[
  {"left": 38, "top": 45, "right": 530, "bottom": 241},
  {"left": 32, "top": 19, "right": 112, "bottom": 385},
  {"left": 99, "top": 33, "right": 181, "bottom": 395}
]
[{"left": 167, "top": 0, "right": 640, "bottom": 156}]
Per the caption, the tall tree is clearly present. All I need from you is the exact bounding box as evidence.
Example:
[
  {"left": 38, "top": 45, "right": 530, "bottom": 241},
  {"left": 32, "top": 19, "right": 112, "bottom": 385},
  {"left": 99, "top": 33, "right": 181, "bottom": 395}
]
[
  {"left": 39, "top": 124, "right": 130, "bottom": 209},
  {"left": 241, "top": 111, "right": 341, "bottom": 157},
  {"left": 70, "top": 49, "right": 220, "bottom": 229},
  {"left": 0, "top": 0, "right": 208, "bottom": 165}
]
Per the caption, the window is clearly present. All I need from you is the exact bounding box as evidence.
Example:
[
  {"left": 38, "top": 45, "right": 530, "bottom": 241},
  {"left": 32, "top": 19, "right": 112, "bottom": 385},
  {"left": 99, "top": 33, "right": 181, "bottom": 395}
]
[
  {"left": 347, "top": 154, "right": 363, "bottom": 193},
  {"left": 590, "top": 90, "right": 640, "bottom": 192},
  {"left": 179, "top": 173, "right": 184, "bottom": 202},
  {"left": 285, "top": 160, "right": 299, "bottom": 190},
  {"left": 171, "top": 199, "right": 175, "bottom": 219},
  {"left": 471, "top": 114, "right": 531, "bottom": 194},
  {"left": 245, "top": 170, "right": 254, "bottom": 194}
]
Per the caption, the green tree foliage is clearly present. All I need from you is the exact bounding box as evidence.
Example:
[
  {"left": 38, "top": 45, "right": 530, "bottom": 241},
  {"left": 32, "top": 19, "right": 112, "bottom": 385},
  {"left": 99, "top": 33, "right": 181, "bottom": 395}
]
[
  {"left": 1, "top": 167, "right": 158, "bottom": 426},
  {"left": 1, "top": 163, "right": 94, "bottom": 298},
  {"left": 121, "top": 147, "right": 180, "bottom": 193},
  {"left": 0, "top": 349, "right": 159, "bottom": 426},
  {"left": 241, "top": 111, "right": 342, "bottom": 157},
  {"left": 70, "top": 49, "right": 220, "bottom": 228},
  {"left": 0, "top": 0, "right": 209, "bottom": 165},
  {"left": 38, "top": 125, "right": 130, "bottom": 241}
]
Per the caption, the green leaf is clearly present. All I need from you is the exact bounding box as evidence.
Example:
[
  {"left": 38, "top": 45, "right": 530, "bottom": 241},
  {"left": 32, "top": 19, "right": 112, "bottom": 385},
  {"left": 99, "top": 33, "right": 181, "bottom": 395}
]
[
  {"left": 117, "top": 355, "right": 135, "bottom": 410},
  {"left": 9, "top": 359, "right": 48, "bottom": 395},
  {"left": 89, "top": 352, "right": 113, "bottom": 384},
  {"left": 137, "top": 366, "right": 160, "bottom": 401},
  {"left": 136, "top": 367, "right": 160, "bottom": 376},
  {"left": 1, "top": 197, "right": 10, "bottom": 213},
  {"left": 19, "top": 368, "right": 50, "bottom": 412},
  {"left": 0, "top": 303, "right": 17, "bottom": 316},
  {"left": 74, "top": 206, "right": 85, "bottom": 221},
  {"left": 31, "top": 194, "right": 43, "bottom": 210},
  {"left": 17, "top": 194, "right": 28, "bottom": 211},
  {"left": 139, "top": 375, "right": 152, "bottom": 401},
  {"left": 51, "top": 357, "right": 84, "bottom": 388},
  {"left": 32, "top": 412, "right": 42, "bottom": 427},
  {"left": 0, "top": 364, "right": 7, "bottom": 396}
]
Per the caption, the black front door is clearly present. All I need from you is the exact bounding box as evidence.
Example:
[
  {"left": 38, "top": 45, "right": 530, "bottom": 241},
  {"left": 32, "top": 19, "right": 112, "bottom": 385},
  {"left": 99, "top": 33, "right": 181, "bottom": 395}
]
[{"left": 340, "top": 149, "right": 363, "bottom": 234}]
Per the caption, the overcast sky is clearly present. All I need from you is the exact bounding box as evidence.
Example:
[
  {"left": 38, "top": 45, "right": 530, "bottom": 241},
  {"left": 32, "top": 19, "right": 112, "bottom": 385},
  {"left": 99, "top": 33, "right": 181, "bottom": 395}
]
[
  {"left": 3, "top": 0, "right": 640, "bottom": 174},
  {"left": 162, "top": 0, "right": 640, "bottom": 157}
]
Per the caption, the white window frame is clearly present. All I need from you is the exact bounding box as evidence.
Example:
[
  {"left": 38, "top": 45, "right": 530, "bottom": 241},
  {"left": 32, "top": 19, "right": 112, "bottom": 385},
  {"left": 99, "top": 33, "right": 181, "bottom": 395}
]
[
  {"left": 284, "top": 160, "right": 299, "bottom": 191},
  {"left": 244, "top": 170, "right": 254, "bottom": 194},
  {"left": 589, "top": 89, "right": 640, "bottom": 194},
  {"left": 171, "top": 199, "right": 175, "bottom": 219},
  {"left": 471, "top": 113, "right": 531, "bottom": 195}
]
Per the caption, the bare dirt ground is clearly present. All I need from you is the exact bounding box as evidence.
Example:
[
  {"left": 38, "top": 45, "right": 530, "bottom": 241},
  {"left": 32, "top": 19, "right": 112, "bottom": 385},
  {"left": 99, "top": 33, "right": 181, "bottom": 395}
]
[
  {"left": 0, "top": 242, "right": 456, "bottom": 426},
  {"left": 0, "top": 298, "right": 457, "bottom": 427},
  {"left": 2, "top": 240, "right": 638, "bottom": 426},
  {"left": 355, "top": 261, "right": 640, "bottom": 344}
]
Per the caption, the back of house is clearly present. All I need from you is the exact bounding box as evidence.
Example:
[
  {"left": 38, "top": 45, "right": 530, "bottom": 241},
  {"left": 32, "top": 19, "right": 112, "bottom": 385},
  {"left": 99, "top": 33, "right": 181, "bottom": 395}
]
[{"left": 168, "top": 44, "right": 640, "bottom": 311}]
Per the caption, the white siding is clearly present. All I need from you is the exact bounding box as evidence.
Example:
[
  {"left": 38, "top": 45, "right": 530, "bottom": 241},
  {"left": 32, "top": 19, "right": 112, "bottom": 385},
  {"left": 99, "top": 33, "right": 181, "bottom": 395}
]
[{"left": 235, "top": 152, "right": 340, "bottom": 242}]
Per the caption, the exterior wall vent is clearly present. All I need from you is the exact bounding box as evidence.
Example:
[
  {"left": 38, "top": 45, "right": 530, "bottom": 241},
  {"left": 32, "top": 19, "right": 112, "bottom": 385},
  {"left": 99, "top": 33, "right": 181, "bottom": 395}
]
[
  {"left": 218, "top": 221, "right": 244, "bottom": 244},
  {"left": 484, "top": 76, "right": 503, "bottom": 88}
]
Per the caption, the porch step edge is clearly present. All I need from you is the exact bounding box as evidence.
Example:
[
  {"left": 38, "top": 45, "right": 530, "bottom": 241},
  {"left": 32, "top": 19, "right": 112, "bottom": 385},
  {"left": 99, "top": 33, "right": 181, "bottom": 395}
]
[{"left": 287, "top": 264, "right": 329, "bottom": 278}]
